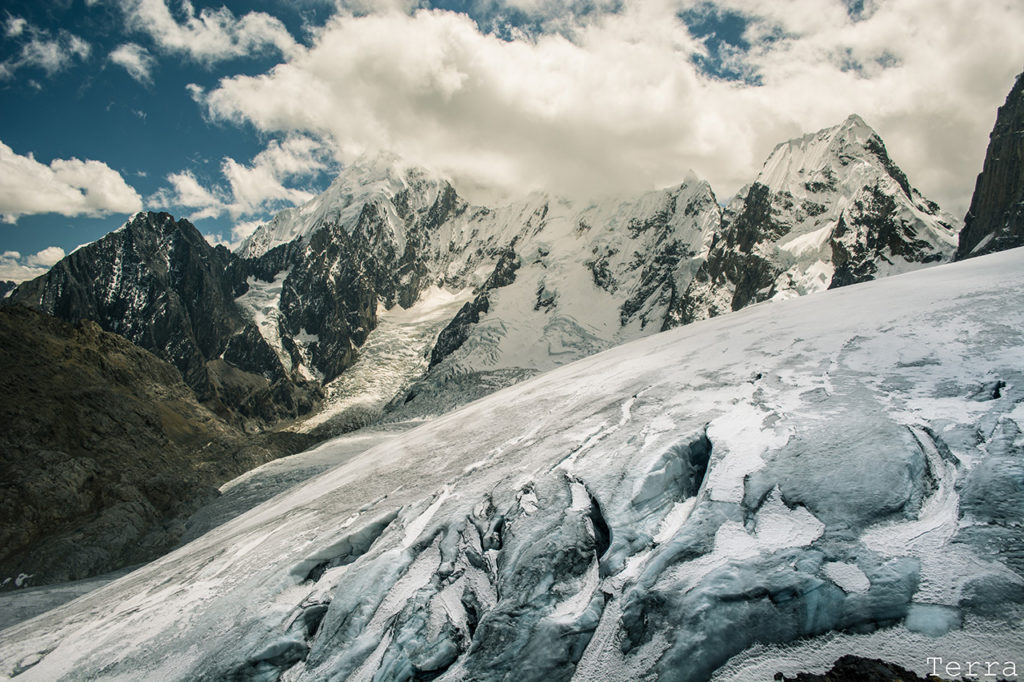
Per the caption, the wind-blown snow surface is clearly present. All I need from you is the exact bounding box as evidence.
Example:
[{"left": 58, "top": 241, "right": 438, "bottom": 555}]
[{"left": 3, "top": 250, "right": 1024, "bottom": 681}]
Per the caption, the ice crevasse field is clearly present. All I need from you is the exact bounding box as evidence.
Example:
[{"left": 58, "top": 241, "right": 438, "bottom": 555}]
[{"left": 1, "top": 248, "right": 1023, "bottom": 681}]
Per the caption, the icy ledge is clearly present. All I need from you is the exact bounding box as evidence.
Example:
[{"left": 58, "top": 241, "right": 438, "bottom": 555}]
[{"left": 2, "top": 249, "right": 1024, "bottom": 681}]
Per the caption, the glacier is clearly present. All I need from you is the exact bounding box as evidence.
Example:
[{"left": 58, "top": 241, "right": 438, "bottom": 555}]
[{"left": 2, "top": 247, "right": 1023, "bottom": 681}]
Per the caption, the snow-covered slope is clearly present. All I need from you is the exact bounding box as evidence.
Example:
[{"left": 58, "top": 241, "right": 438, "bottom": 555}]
[
  {"left": 3, "top": 248, "right": 1021, "bottom": 681},
  {"left": 679, "top": 115, "right": 957, "bottom": 323}
]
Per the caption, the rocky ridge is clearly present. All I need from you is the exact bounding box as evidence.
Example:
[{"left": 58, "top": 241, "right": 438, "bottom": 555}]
[
  {"left": 956, "top": 70, "right": 1024, "bottom": 259},
  {"left": 676, "top": 114, "right": 956, "bottom": 324}
]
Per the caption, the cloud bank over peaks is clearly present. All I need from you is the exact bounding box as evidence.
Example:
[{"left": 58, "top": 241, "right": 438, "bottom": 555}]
[
  {"left": 194, "top": 0, "right": 1024, "bottom": 217},
  {"left": 0, "top": 141, "right": 142, "bottom": 223}
]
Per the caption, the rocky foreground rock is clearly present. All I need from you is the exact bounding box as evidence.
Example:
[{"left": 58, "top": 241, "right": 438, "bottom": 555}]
[{"left": 0, "top": 305, "right": 314, "bottom": 588}]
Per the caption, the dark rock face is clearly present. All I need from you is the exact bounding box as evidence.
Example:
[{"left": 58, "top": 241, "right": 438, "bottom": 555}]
[
  {"left": 829, "top": 184, "right": 945, "bottom": 288},
  {"left": 271, "top": 177, "right": 469, "bottom": 382},
  {"left": 675, "top": 183, "right": 785, "bottom": 323},
  {"left": 9, "top": 212, "right": 241, "bottom": 390},
  {"left": 619, "top": 186, "right": 713, "bottom": 331},
  {"left": 278, "top": 222, "right": 377, "bottom": 383},
  {"left": 429, "top": 296, "right": 490, "bottom": 369},
  {"left": 0, "top": 305, "right": 314, "bottom": 588},
  {"left": 0, "top": 281, "right": 14, "bottom": 298},
  {"left": 7, "top": 213, "right": 320, "bottom": 428},
  {"left": 956, "top": 71, "right": 1024, "bottom": 259}
]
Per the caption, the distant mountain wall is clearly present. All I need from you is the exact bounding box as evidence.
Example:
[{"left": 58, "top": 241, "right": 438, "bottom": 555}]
[{"left": 956, "top": 70, "right": 1024, "bottom": 259}]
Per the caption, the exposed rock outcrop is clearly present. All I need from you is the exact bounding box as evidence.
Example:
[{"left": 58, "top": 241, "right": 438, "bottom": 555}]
[
  {"left": 956, "top": 70, "right": 1024, "bottom": 259},
  {"left": 0, "top": 305, "right": 314, "bottom": 588}
]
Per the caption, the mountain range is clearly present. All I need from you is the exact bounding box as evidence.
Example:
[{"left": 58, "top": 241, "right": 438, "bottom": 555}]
[
  {"left": 6, "top": 112, "right": 969, "bottom": 434},
  {"left": 0, "top": 67, "right": 1022, "bottom": 682}
]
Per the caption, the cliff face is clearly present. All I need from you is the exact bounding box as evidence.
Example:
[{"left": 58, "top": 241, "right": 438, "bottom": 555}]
[
  {"left": 956, "top": 71, "right": 1024, "bottom": 259},
  {"left": 8, "top": 213, "right": 322, "bottom": 429},
  {"left": 0, "top": 305, "right": 313, "bottom": 588}
]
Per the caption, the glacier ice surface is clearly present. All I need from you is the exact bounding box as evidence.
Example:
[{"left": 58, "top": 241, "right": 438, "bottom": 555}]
[{"left": 2, "top": 249, "right": 1023, "bottom": 681}]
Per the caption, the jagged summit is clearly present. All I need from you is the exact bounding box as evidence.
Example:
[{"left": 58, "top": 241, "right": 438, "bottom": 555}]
[
  {"left": 756, "top": 113, "right": 942, "bottom": 215},
  {"left": 237, "top": 154, "right": 454, "bottom": 259},
  {"left": 674, "top": 114, "right": 956, "bottom": 324},
  {"left": 756, "top": 114, "right": 876, "bottom": 192}
]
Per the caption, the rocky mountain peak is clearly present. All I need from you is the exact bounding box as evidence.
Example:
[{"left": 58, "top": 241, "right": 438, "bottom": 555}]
[
  {"left": 237, "top": 154, "right": 453, "bottom": 259},
  {"left": 756, "top": 113, "right": 875, "bottom": 191},
  {"left": 756, "top": 114, "right": 927, "bottom": 209},
  {"left": 7, "top": 211, "right": 321, "bottom": 430},
  {"left": 955, "top": 69, "right": 1024, "bottom": 259},
  {"left": 674, "top": 115, "right": 956, "bottom": 325}
]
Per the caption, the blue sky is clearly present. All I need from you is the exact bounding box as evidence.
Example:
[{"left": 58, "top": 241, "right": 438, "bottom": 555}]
[
  {"left": 2, "top": 0, "right": 1022, "bottom": 282},
  {"left": 0, "top": 0, "right": 337, "bottom": 279}
]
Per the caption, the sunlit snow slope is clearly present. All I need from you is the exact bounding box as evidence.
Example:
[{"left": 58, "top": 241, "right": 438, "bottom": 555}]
[{"left": 2, "top": 249, "right": 1022, "bottom": 681}]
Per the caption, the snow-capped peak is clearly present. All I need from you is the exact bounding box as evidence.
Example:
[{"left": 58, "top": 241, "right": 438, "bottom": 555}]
[
  {"left": 755, "top": 114, "right": 881, "bottom": 193},
  {"left": 236, "top": 153, "right": 451, "bottom": 259}
]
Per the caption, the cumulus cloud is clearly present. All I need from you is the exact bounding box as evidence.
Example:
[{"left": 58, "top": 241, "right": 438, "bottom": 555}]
[
  {"left": 0, "top": 140, "right": 143, "bottom": 222},
  {"left": 152, "top": 135, "right": 329, "bottom": 224},
  {"left": 109, "top": 42, "right": 156, "bottom": 84},
  {"left": 26, "top": 245, "right": 66, "bottom": 267},
  {"left": 196, "top": 0, "right": 1024, "bottom": 218},
  {"left": 117, "top": 0, "right": 298, "bottom": 64},
  {"left": 201, "top": 218, "right": 264, "bottom": 249},
  {"left": 0, "top": 19, "right": 91, "bottom": 80},
  {"left": 0, "top": 247, "right": 65, "bottom": 283}
]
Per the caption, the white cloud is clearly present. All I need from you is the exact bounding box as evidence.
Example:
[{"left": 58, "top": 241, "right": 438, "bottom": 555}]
[
  {"left": 5, "top": 16, "right": 27, "bottom": 38},
  {"left": 202, "top": 218, "right": 264, "bottom": 249},
  {"left": 0, "top": 247, "right": 65, "bottom": 283},
  {"left": 26, "top": 246, "right": 66, "bottom": 267},
  {"left": 0, "top": 140, "right": 143, "bottom": 222},
  {"left": 221, "top": 136, "right": 326, "bottom": 212},
  {"left": 0, "top": 21, "right": 90, "bottom": 80},
  {"left": 197, "top": 0, "right": 1024, "bottom": 218},
  {"left": 109, "top": 42, "right": 156, "bottom": 84},
  {"left": 159, "top": 170, "right": 225, "bottom": 214},
  {"left": 117, "top": 0, "right": 298, "bottom": 64},
  {"left": 152, "top": 135, "right": 329, "bottom": 223}
]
